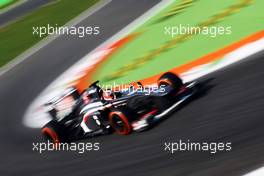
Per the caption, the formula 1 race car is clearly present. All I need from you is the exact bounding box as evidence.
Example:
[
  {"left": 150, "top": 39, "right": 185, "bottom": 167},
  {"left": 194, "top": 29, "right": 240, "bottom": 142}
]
[{"left": 41, "top": 72, "right": 199, "bottom": 144}]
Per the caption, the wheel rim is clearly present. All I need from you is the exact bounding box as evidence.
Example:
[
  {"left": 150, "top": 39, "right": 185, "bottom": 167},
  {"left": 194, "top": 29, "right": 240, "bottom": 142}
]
[
  {"left": 109, "top": 112, "right": 131, "bottom": 135},
  {"left": 111, "top": 114, "right": 126, "bottom": 133}
]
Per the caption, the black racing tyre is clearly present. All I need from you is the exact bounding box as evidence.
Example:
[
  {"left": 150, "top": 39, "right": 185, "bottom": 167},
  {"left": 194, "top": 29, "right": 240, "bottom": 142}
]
[
  {"left": 158, "top": 72, "right": 183, "bottom": 92},
  {"left": 109, "top": 107, "right": 135, "bottom": 135},
  {"left": 41, "top": 120, "right": 67, "bottom": 144}
]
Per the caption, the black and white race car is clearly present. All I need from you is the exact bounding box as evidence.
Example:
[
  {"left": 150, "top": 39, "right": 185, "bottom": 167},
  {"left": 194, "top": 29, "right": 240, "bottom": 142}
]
[{"left": 41, "top": 72, "right": 198, "bottom": 144}]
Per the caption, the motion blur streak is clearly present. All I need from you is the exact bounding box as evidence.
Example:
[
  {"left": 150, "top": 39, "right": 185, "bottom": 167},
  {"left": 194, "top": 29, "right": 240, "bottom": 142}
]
[
  {"left": 0, "top": 0, "right": 52, "bottom": 26},
  {"left": 1, "top": 48, "right": 264, "bottom": 176},
  {"left": 0, "top": 1, "right": 264, "bottom": 176}
]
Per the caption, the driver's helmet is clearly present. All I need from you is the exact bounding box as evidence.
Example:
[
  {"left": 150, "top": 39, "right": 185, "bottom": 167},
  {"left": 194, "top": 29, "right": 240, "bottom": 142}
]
[{"left": 102, "top": 90, "right": 116, "bottom": 100}]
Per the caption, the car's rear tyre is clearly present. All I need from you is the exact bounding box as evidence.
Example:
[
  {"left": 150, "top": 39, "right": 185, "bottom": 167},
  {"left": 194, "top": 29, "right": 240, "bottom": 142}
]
[
  {"left": 41, "top": 120, "right": 67, "bottom": 144},
  {"left": 158, "top": 72, "right": 183, "bottom": 92},
  {"left": 109, "top": 107, "right": 134, "bottom": 135}
]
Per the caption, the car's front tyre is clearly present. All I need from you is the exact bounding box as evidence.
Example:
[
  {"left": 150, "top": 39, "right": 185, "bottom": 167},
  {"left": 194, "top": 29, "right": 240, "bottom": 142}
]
[{"left": 109, "top": 107, "right": 134, "bottom": 135}]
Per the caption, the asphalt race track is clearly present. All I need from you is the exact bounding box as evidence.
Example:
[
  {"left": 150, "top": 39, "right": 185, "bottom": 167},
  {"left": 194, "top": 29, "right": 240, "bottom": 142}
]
[
  {"left": 1, "top": 0, "right": 264, "bottom": 175},
  {"left": 0, "top": 0, "right": 53, "bottom": 26}
]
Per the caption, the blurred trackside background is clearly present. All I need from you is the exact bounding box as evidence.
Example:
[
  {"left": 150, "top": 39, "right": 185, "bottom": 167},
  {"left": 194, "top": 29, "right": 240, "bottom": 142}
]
[{"left": 92, "top": 0, "right": 264, "bottom": 85}]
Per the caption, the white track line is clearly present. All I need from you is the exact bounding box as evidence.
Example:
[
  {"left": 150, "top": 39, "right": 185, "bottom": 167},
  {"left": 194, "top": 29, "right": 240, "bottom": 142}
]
[
  {"left": 244, "top": 167, "right": 264, "bottom": 176},
  {"left": 0, "top": 0, "right": 112, "bottom": 76},
  {"left": 0, "top": 0, "right": 28, "bottom": 15},
  {"left": 181, "top": 38, "right": 264, "bottom": 82}
]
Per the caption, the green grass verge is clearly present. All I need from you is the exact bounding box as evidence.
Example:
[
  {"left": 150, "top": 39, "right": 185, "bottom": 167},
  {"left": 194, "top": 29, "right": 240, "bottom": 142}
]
[
  {"left": 0, "top": 0, "right": 99, "bottom": 67},
  {"left": 94, "top": 0, "right": 264, "bottom": 85},
  {"left": 0, "top": 0, "right": 17, "bottom": 9}
]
